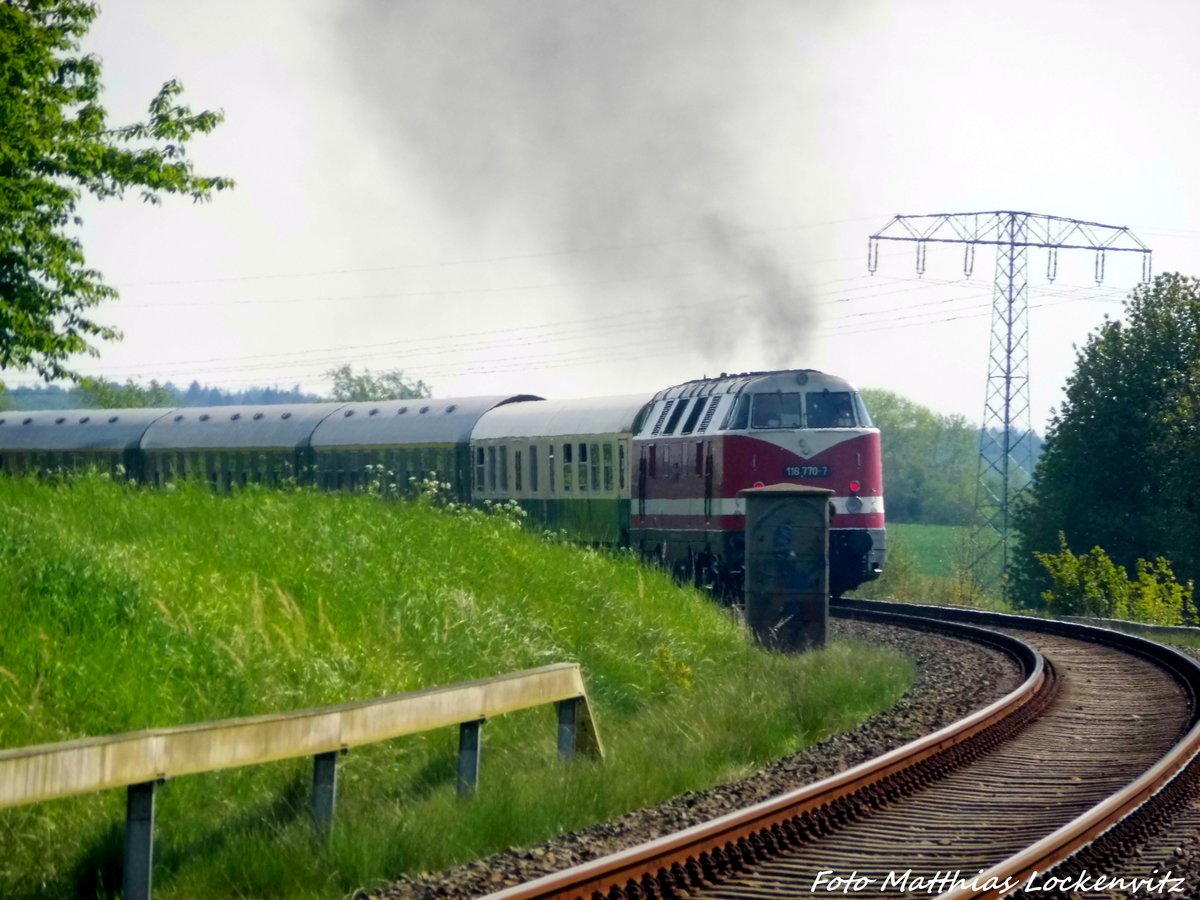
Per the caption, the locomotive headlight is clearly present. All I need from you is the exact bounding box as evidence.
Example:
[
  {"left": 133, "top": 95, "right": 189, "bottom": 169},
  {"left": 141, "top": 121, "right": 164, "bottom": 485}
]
[
  {"left": 847, "top": 496, "right": 864, "bottom": 513},
  {"left": 849, "top": 480, "right": 861, "bottom": 493}
]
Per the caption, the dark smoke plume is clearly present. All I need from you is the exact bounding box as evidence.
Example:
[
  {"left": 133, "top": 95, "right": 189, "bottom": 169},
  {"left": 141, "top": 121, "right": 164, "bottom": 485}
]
[{"left": 333, "top": 1, "right": 815, "bottom": 367}]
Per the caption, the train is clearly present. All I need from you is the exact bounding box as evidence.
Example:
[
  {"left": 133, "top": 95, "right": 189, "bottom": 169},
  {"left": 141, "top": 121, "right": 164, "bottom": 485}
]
[{"left": 0, "top": 368, "right": 886, "bottom": 595}]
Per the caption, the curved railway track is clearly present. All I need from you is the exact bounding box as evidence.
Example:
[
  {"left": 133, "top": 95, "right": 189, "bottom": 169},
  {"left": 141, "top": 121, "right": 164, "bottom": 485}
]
[{"left": 486, "top": 600, "right": 1200, "bottom": 900}]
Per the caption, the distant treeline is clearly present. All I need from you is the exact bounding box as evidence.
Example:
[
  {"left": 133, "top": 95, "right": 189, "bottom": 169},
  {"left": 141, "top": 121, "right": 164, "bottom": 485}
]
[
  {"left": 6, "top": 380, "right": 321, "bottom": 410},
  {"left": 861, "top": 389, "right": 1042, "bottom": 527},
  {"left": 2, "top": 366, "right": 430, "bottom": 410}
]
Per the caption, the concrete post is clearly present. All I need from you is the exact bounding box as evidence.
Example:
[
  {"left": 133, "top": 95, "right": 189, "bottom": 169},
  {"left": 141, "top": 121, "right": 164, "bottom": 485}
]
[
  {"left": 457, "top": 719, "right": 484, "bottom": 796},
  {"left": 740, "top": 483, "right": 833, "bottom": 651},
  {"left": 122, "top": 780, "right": 156, "bottom": 900},
  {"left": 556, "top": 698, "right": 580, "bottom": 760},
  {"left": 311, "top": 750, "right": 338, "bottom": 838}
]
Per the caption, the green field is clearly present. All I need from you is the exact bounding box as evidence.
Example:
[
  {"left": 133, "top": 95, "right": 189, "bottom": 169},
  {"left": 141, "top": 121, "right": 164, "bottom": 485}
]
[
  {"left": 886, "top": 523, "right": 973, "bottom": 579},
  {"left": 0, "top": 475, "right": 913, "bottom": 898}
]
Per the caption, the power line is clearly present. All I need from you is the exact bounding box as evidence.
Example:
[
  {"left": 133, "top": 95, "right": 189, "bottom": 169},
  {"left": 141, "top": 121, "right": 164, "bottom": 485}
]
[{"left": 113, "top": 214, "right": 890, "bottom": 288}]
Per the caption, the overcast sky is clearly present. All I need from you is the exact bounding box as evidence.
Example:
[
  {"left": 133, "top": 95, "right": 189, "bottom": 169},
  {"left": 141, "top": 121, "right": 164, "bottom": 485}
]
[{"left": 13, "top": 0, "right": 1200, "bottom": 432}]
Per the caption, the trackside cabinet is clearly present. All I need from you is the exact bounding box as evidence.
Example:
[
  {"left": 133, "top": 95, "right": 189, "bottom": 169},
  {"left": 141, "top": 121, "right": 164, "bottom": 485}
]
[{"left": 739, "top": 484, "right": 833, "bottom": 651}]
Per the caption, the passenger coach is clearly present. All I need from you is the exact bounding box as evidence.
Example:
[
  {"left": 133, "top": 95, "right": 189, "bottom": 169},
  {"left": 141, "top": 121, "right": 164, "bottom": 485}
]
[{"left": 469, "top": 395, "right": 650, "bottom": 544}]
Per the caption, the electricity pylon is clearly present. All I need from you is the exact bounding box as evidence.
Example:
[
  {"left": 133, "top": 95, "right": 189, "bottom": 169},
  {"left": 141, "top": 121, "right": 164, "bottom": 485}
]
[{"left": 867, "top": 211, "right": 1152, "bottom": 592}]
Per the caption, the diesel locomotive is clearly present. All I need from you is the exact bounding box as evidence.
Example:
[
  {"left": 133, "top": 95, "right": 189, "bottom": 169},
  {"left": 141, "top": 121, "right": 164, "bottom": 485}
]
[{"left": 0, "top": 369, "right": 885, "bottom": 595}]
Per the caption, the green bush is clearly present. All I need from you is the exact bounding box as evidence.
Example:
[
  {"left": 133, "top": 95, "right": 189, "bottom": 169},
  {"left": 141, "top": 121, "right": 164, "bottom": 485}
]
[{"left": 1035, "top": 533, "right": 1194, "bottom": 625}]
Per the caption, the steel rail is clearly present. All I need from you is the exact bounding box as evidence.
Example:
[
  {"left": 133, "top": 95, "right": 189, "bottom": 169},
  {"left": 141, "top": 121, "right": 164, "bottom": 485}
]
[
  {"left": 485, "top": 608, "right": 1048, "bottom": 900},
  {"left": 834, "top": 601, "right": 1200, "bottom": 900}
]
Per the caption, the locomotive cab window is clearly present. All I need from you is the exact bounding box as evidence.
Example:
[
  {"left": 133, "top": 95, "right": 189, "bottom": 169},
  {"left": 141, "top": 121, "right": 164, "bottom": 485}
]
[
  {"left": 853, "top": 393, "right": 873, "bottom": 427},
  {"left": 807, "top": 391, "right": 856, "bottom": 428},
  {"left": 664, "top": 398, "right": 690, "bottom": 434},
  {"left": 751, "top": 393, "right": 802, "bottom": 429},
  {"left": 681, "top": 399, "right": 705, "bottom": 435},
  {"left": 723, "top": 393, "right": 751, "bottom": 430}
]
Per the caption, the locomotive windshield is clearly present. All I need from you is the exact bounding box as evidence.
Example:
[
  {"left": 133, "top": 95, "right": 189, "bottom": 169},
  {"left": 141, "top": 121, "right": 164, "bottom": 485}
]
[
  {"left": 805, "top": 391, "right": 856, "bottom": 428},
  {"left": 750, "top": 393, "right": 802, "bottom": 429},
  {"left": 726, "top": 388, "right": 874, "bottom": 430}
]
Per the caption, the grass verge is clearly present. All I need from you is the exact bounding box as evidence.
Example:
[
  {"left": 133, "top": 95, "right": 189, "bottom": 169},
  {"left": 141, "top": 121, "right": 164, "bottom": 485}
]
[{"left": 0, "top": 475, "right": 913, "bottom": 898}]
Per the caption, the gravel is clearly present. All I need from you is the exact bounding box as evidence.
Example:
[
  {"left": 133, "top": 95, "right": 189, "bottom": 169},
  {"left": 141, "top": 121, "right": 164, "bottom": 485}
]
[{"left": 365, "top": 617, "right": 1024, "bottom": 900}]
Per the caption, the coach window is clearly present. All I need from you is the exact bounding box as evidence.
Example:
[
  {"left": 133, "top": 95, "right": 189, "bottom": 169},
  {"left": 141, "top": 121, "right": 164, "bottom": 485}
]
[
  {"left": 602, "top": 443, "right": 613, "bottom": 492},
  {"left": 529, "top": 444, "right": 539, "bottom": 493},
  {"left": 514, "top": 449, "right": 523, "bottom": 492},
  {"left": 475, "top": 446, "right": 485, "bottom": 492},
  {"left": 562, "top": 443, "right": 573, "bottom": 492},
  {"left": 647, "top": 443, "right": 656, "bottom": 479},
  {"left": 752, "top": 393, "right": 802, "bottom": 429},
  {"left": 618, "top": 442, "right": 627, "bottom": 490},
  {"left": 695, "top": 442, "right": 704, "bottom": 476},
  {"left": 589, "top": 442, "right": 600, "bottom": 492},
  {"left": 499, "top": 445, "right": 509, "bottom": 490},
  {"left": 577, "top": 443, "right": 588, "bottom": 492},
  {"left": 806, "top": 391, "right": 856, "bottom": 428},
  {"left": 548, "top": 444, "right": 556, "bottom": 493},
  {"left": 487, "top": 446, "right": 497, "bottom": 491}
]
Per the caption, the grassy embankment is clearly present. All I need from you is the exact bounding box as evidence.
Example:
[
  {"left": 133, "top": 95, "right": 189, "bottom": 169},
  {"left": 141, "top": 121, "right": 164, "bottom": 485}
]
[{"left": 0, "top": 475, "right": 913, "bottom": 899}]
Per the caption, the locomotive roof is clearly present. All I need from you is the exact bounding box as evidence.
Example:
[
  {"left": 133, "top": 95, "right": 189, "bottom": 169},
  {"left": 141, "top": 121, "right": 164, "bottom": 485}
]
[
  {"left": 141, "top": 403, "right": 347, "bottom": 450},
  {"left": 471, "top": 394, "right": 652, "bottom": 440},
  {"left": 0, "top": 408, "right": 173, "bottom": 451},
  {"left": 648, "top": 369, "right": 857, "bottom": 401},
  {"left": 311, "top": 395, "right": 540, "bottom": 448}
]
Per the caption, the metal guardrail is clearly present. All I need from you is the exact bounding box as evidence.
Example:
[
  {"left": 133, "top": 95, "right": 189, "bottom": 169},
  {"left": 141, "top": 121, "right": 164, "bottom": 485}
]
[{"left": 0, "top": 662, "right": 603, "bottom": 900}]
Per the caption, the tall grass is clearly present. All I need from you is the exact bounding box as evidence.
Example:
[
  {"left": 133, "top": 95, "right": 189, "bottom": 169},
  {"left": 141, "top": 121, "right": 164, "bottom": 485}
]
[{"left": 0, "top": 475, "right": 912, "bottom": 898}]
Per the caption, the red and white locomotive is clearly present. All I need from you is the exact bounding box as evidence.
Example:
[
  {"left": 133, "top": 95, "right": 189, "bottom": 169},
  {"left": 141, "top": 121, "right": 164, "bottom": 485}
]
[{"left": 630, "top": 369, "right": 885, "bottom": 596}]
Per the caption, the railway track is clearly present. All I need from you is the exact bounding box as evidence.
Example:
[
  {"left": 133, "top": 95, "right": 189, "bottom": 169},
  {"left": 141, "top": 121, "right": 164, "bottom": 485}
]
[{"left": 486, "top": 600, "right": 1200, "bottom": 900}]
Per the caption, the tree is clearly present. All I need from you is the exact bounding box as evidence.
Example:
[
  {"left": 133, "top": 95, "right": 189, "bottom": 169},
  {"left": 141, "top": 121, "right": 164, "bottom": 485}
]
[
  {"left": 1012, "top": 273, "right": 1200, "bottom": 604},
  {"left": 325, "top": 364, "right": 431, "bottom": 402},
  {"left": 77, "top": 376, "right": 173, "bottom": 408},
  {"left": 0, "top": 0, "right": 232, "bottom": 381},
  {"left": 861, "top": 389, "right": 980, "bottom": 525}
]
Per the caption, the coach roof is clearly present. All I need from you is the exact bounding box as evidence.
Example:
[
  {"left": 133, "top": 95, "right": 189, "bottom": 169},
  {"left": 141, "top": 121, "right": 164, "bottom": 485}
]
[
  {"left": 141, "top": 403, "right": 347, "bottom": 450},
  {"left": 0, "top": 408, "right": 173, "bottom": 451},
  {"left": 471, "top": 395, "right": 652, "bottom": 440},
  {"left": 310, "top": 395, "right": 540, "bottom": 448}
]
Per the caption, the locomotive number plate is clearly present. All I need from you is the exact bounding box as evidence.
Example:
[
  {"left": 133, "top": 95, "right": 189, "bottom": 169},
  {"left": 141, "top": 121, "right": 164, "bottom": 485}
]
[{"left": 784, "top": 465, "right": 829, "bottom": 478}]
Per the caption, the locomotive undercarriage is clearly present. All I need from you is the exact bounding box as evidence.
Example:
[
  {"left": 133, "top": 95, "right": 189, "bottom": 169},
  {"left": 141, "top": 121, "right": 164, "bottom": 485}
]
[{"left": 633, "top": 526, "right": 884, "bottom": 599}]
